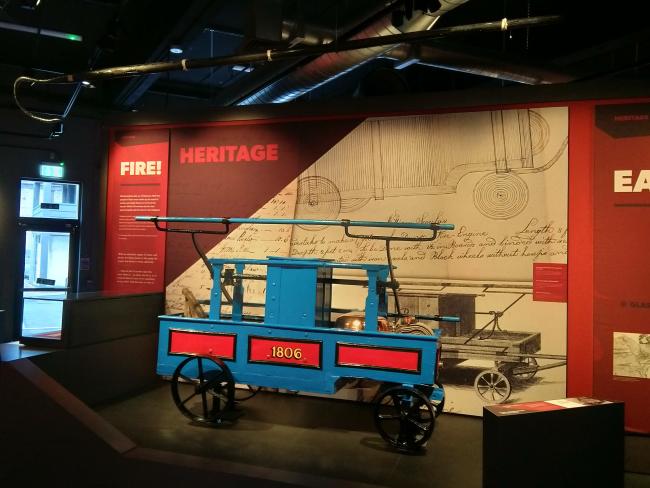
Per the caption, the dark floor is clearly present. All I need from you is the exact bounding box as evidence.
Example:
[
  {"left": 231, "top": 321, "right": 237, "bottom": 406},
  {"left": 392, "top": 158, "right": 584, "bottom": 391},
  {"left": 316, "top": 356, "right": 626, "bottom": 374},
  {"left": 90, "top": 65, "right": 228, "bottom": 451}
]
[
  {"left": 96, "top": 383, "right": 650, "bottom": 488},
  {"left": 97, "top": 382, "right": 482, "bottom": 488}
]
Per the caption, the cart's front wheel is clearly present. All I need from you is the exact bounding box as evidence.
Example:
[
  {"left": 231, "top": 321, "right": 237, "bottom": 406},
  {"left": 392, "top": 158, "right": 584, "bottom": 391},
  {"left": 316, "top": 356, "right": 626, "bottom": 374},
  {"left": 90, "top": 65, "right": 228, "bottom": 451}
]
[
  {"left": 474, "top": 369, "right": 511, "bottom": 404},
  {"left": 374, "top": 386, "right": 435, "bottom": 452},
  {"left": 171, "top": 356, "right": 235, "bottom": 424}
]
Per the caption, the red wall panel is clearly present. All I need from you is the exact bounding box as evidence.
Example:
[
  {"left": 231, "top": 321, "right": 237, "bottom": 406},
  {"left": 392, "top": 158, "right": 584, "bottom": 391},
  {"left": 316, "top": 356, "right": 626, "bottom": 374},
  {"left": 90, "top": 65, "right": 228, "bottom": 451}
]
[{"left": 103, "top": 129, "right": 169, "bottom": 292}]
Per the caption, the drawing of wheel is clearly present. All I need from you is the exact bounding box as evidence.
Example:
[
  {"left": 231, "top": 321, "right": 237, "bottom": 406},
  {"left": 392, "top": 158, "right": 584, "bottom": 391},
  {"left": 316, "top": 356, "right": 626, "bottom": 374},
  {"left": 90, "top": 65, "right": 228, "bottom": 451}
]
[
  {"left": 374, "top": 386, "right": 435, "bottom": 452},
  {"left": 511, "top": 357, "right": 539, "bottom": 381},
  {"left": 295, "top": 176, "right": 341, "bottom": 230},
  {"left": 473, "top": 173, "right": 529, "bottom": 220},
  {"left": 234, "top": 384, "right": 261, "bottom": 402},
  {"left": 171, "top": 356, "right": 235, "bottom": 424},
  {"left": 474, "top": 369, "right": 512, "bottom": 404}
]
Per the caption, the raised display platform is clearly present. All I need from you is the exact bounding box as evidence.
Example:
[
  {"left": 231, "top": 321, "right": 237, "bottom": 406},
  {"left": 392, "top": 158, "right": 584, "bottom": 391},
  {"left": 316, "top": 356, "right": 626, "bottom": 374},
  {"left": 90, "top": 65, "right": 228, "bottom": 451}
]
[{"left": 484, "top": 398, "right": 625, "bottom": 488}]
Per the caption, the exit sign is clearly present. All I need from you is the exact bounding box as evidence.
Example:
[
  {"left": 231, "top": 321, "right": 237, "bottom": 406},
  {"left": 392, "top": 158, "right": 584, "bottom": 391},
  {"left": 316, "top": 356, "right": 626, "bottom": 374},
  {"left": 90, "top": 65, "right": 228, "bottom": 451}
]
[{"left": 39, "top": 163, "right": 64, "bottom": 178}]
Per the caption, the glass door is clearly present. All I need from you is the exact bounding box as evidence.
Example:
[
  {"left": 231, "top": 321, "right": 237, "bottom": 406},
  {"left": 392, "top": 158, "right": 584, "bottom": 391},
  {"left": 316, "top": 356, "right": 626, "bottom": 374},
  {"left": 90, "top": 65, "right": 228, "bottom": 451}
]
[
  {"left": 17, "top": 178, "right": 80, "bottom": 343},
  {"left": 21, "top": 229, "right": 73, "bottom": 340}
]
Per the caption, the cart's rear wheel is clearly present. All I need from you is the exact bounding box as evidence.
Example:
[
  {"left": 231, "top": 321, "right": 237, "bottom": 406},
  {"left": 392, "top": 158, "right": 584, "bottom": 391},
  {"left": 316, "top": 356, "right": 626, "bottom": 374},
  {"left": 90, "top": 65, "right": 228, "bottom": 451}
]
[
  {"left": 474, "top": 369, "right": 512, "bottom": 404},
  {"left": 511, "top": 357, "right": 539, "bottom": 380},
  {"left": 171, "top": 356, "right": 235, "bottom": 424},
  {"left": 374, "top": 386, "right": 435, "bottom": 452}
]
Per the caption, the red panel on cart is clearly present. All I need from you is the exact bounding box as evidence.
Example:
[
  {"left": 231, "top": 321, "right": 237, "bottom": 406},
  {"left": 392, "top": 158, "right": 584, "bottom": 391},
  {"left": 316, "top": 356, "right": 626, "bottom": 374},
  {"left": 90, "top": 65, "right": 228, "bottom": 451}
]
[
  {"left": 336, "top": 343, "right": 421, "bottom": 373},
  {"left": 169, "top": 330, "right": 236, "bottom": 359}
]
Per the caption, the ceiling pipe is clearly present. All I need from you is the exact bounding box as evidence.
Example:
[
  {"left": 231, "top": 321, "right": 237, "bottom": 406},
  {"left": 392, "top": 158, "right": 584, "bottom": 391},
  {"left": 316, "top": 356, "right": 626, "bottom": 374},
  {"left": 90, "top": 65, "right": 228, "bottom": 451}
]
[
  {"left": 13, "top": 14, "right": 563, "bottom": 121},
  {"left": 210, "top": 1, "right": 401, "bottom": 107},
  {"left": 206, "top": 20, "right": 335, "bottom": 46},
  {"left": 235, "top": 2, "right": 465, "bottom": 105},
  {"left": 18, "top": 16, "right": 562, "bottom": 84},
  {"left": 280, "top": 19, "right": 335, "bottom": 46},
  {"left": 211, "top": 16, "right": 573, "bottom": 86},
  {"left": 382, "top": 43, "right": 576, "bottom": 85}
]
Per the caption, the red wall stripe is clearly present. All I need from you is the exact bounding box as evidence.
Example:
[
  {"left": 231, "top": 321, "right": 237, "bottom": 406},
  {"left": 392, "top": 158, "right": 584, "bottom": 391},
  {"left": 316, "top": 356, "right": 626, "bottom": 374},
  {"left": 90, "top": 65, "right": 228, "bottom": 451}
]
[{"left": 566, "top": 102, "right": 595, "bottom": 396}]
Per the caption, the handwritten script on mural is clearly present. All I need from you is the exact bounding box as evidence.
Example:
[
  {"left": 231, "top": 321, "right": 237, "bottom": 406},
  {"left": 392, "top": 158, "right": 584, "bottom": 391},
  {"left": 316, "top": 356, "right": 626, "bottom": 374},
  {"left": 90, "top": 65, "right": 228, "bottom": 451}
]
[{"left": 289, "top": 213, "right": 567, "bottom": 266}]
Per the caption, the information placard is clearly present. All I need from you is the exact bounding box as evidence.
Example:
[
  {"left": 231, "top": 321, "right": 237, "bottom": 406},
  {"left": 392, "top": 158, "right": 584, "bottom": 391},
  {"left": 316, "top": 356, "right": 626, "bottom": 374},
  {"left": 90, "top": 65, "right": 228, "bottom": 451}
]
[{"left": 103, "top": 129, "right": 169, "bottom": 292}]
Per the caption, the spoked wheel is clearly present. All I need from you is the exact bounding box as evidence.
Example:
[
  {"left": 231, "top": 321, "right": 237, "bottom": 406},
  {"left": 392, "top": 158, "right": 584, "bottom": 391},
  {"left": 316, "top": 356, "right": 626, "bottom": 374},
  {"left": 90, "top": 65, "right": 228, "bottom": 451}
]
[
  {"left": 431, "top": 382, "right": 445, "bottom": 417},
  {"left": 511, "top": 357, "right": 539, "bottom": 381},
  {"left": 234, "top": 385, "right": 262, "bottom": 402},
  {"left": 474, "top": 369, "right": 512, "bottom": 404},
  {"left": 374, "top": 386, "right": 435, "bottom": 452},
  {"left": 412, "top": 383, "right": 445, "bottom": 417},
  {"left": 171, "top": 356, "right": 235, "bottom": 424}
]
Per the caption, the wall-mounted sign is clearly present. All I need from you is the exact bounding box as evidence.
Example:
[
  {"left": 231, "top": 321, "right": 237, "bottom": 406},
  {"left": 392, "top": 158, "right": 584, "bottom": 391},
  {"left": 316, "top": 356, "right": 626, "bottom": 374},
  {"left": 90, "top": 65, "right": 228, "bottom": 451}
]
[
  {"left": 103, "top": 129, "right": 169, "bottom": 293},
  {"left": 39, "top": 163, "right": 64, "bottom": 178},
  {"left": 594, "top": 102, "right": 650, "bottom": 433}
]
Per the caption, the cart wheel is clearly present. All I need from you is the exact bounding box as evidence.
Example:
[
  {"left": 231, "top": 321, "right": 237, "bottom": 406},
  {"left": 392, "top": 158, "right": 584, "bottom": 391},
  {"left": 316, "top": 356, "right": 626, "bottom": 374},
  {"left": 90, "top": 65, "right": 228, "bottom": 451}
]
[
  {"left": 411, "top": 384, "right": 444, "bottom": 417},
  {"left": 474, "top": 369, "right": 512, "bottom": 404},
  {"left": 374, "top": 386, "right": 435, "bottom": 452},
  {"left": 171, "top": 356, "right": 235, "bottom": 424},
  {"left": 234, "top": 385, "right": 261, "bottom": 402},
  {"left": 511, "top": 357, "right": 539, "bottom": 380},
  {"left": 431, "top": 382, "right": 445, "bottom": 417}
]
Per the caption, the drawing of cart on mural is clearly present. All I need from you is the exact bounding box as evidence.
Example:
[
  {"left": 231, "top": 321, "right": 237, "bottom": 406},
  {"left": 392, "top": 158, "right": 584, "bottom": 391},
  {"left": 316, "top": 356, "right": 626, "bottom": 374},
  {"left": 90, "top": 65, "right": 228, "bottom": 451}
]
[
  {"left": 392, "top": 286, "right": 567, "bottom": 404},
  {"left": 439, "top": 330, "right": 566, "bottom": 404},
  {"left": 295, "top": 107, "right": 568, "bottom": 223}
]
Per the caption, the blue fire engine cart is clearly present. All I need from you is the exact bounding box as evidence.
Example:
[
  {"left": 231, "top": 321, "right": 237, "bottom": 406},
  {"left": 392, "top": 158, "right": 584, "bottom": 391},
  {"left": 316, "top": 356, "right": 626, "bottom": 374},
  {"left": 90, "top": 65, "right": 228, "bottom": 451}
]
[{"left": 136, "top": 215, "right": 457, "bottom": 452}]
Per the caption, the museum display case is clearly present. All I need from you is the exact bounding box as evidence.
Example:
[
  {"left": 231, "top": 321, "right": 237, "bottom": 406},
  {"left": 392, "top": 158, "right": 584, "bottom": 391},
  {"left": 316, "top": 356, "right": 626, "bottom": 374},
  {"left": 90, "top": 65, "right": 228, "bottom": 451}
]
[{"left": 20, "top": 291, "right": 163, "bottom": 348}]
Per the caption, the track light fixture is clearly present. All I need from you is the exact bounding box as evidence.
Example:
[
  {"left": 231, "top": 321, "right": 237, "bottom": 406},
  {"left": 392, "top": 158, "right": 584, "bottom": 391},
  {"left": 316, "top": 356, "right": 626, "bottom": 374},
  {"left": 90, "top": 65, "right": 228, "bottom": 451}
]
[
  {"left": 392, "top": 0, "right": 442, "bottom": 27},
  {"left": 20, "top": 0, "right": 41, "bottom": 10}
]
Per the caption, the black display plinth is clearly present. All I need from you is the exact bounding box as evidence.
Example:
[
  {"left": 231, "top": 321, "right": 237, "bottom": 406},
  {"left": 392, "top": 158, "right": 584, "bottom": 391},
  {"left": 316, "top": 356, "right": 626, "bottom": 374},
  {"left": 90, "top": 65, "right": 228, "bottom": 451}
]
[{"left": 483, "top": 398, "right": 624, "bottom": 488}]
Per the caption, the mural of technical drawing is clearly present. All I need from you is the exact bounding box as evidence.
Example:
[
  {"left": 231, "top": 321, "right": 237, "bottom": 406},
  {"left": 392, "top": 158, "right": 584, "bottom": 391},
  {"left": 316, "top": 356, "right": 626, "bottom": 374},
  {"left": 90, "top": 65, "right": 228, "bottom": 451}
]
[
  {"left": 296, "top": 107, "right": 567, "bottom": 223},
  {"left": 613, "top": 332, "right": 650, "bottom": 379}
]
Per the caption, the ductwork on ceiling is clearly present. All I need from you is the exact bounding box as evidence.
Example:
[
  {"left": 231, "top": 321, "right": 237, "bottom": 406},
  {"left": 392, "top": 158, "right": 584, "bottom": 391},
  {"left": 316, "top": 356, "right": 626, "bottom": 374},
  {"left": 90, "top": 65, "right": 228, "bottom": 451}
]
[
  {"left": 237, "top": 1, "right": 468, "bottom": 105},
  {"left": 383, "top": 43, "right": 576, "bottom": 85}
]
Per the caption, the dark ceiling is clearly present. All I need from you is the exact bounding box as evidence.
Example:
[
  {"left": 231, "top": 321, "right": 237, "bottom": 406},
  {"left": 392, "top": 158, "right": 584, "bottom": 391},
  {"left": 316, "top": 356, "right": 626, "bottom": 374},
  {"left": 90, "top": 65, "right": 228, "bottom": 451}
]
[{"left": 2, "top": 0, "right": 650, "bottom": 119}]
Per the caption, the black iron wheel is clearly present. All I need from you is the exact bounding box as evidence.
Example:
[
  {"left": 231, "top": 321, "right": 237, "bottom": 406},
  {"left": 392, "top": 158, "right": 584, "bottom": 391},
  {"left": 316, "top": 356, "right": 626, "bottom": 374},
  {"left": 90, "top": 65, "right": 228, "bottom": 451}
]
[
  {"left": 234, "top": 384, "right": 262, "bottom": 402},
  {"left": 171, "top": 355, "right": 235, "bottom": 424},
  {"left": 410, "top": 383, "right": 445, "bottom": 417},
  {"left": 374, "top": 386, "right": 435, "bottom": 452}
]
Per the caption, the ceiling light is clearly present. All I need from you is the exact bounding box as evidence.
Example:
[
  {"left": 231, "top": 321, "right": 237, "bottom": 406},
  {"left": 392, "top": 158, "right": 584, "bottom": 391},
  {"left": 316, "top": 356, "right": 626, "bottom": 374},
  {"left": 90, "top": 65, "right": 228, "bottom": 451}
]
[
  {"left": 232, "top": 65, "right": 254, "bottom": 72},
  {"left": 81, "top": 80, "right": 94, "bottom": 88},
  {"left": 0, "top": 20, "right": 82, "bottom": 41},
  {"left": 169, "top": 45, "right": 183, "bottom": 54},
  {"left": 20, "top": 0, "right": 41, "bottom": 10}
]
